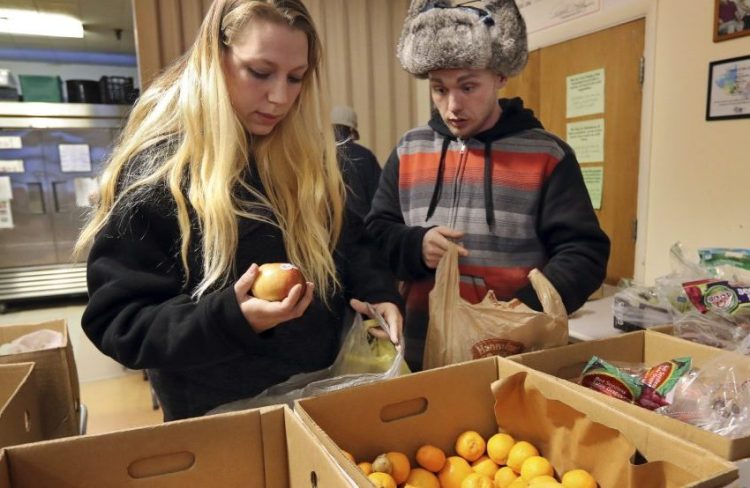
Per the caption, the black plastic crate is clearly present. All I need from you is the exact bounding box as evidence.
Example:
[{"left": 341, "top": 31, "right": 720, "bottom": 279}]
[{"left": 99, "top": 76, "right": 135, "bottom": 104}]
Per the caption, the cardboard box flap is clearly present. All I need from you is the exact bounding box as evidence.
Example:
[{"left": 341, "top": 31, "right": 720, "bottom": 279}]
[
  {"left": 493, "top": 364, "right": 737, "bottom": 487},
  {"left": 0, "top": 363, "right": 42, "bottom": 449}
]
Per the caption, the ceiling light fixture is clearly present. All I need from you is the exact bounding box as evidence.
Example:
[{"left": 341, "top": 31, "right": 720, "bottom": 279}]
[{"left": 0, "top": 9, "right": 84, "bottom": 38}]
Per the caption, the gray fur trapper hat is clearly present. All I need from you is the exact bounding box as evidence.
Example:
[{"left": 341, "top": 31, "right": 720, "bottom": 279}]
[{"left": 397, "top": 0, "right": 528, "bottom": 79}]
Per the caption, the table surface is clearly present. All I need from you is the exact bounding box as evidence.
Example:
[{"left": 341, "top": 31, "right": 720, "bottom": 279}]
[{"left": 568, "top": 284, "right": 624, "bottom": 342}]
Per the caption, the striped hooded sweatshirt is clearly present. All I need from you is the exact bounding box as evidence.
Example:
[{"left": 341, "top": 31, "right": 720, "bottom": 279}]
[{"left": 365, "top": 98, "right": 610, "bottom": 370}]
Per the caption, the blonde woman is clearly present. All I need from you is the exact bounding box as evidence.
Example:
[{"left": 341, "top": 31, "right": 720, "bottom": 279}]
[{"left": 76, "top": 0, "right": 402, "bottom": 420}]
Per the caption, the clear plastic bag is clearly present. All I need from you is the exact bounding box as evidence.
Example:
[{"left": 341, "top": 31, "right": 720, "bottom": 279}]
[
  {"left": 0, "top": 329, "right": 64, "bottom": 356},
  {"left": 208, "top": 312, "right": 407, "bottom": 414},
  {"left": 658, "top": 335, "right": 750, "bottom": 438},
  {"left": 613, "top": 280, "right": 673, "bottom": 332},
  {"left": 655, "top": 242, "right": 750, "bottom": 350}
]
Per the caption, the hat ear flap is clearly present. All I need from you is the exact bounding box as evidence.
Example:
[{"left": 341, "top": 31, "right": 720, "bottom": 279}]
[{"left": 487, "top": 0, "right": 528, "bottom": 77}]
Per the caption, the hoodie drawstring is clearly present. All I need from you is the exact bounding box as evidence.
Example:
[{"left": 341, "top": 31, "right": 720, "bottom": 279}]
[
  {"left": 483, "top": 141, "right": 494, "bottom": 228},
  {"left": 426, "top": 136, "right": 451, "bottom": 222}
]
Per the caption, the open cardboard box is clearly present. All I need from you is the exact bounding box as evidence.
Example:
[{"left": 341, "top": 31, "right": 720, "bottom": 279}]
[
  {"left": 295, "top": 356, "right": 737, "bottom": 487},
  {"left": 0, "top": 320, "right": 80, "bottom": 439},
  {"left": 0, "top": 363, "right": 42, "bottom": 450},
  {"left": 509, "top": 329, "right": 750, "bottom": 460},
  {"left": 0, "top": 404, "right": 352, "bottom": 488}
]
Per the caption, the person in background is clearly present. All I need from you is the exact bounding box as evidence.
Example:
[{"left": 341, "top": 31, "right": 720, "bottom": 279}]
[
  {"left": 331, "top": 105, "right": 382, "bottom": 219},
  {"left": 365, "top": 0, "right": 610, "bottom": 371},
  {"left": 75, "top": 0, "right": 402, "bottom": 420}
]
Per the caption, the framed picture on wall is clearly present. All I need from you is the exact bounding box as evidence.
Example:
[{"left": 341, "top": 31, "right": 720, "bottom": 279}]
[
  {"left": 714, "top": 0, "right": 750, "bottom": 42},
  {"left": 706, "top": 55, "right": 750, "bottom": 120}
]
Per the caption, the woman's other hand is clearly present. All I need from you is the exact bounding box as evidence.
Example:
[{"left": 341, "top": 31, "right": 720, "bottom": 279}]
[
  {"left": 234, "top": 264, "right": 315, "bottom": 333},
  {"left": 350, "top": 298, "right": 403, "bottom": 345}
]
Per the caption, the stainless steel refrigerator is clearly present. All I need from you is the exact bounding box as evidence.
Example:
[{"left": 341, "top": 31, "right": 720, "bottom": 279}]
[{"left": 0, "top": 102, "right": 128, "bottom": 310}]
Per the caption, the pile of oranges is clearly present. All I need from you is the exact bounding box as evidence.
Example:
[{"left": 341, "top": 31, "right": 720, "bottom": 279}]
[{"left": 342, "top": 430, "right": 597, "bottom": 488}]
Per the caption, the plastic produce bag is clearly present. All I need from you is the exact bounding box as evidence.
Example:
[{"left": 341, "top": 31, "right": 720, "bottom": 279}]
[
  {"left": 613, "top": 280, "right": 673, "bottom": 332},
  {"left": 0, "top": 329, "right": 64, "bottom": 356},
  {"left": 658, "top": 335, "right": 750, "bottom": 438},
  {"left": 208, "top": 312, "right": 407, "bottom": 414},
  {"left": 423, "top": 243, "right": 568, "bottom": 370}
]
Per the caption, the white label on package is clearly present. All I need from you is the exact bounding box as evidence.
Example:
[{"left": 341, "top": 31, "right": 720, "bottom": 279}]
[
  {"left": 74, "top": 177, "right": 98, "bottom": 207},
  {"left": 59, "top": 144, "right": 92, "bottom": 172},
  {"left": 0, "top": 136, "right": 22, "bottom": 149},
  {"left": 0, "top": 176, "right": 12, "bottom": 200},
  {"left": 0, "top": 201, "right": 13, "bottom": 229},
  {"left": 0, "top": 160, "right": 24, "bottom": 173}
]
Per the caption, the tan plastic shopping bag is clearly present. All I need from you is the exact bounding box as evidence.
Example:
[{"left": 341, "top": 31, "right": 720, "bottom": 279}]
[{"left": 424, "top": 243, "right": 568, "bottom": 369}]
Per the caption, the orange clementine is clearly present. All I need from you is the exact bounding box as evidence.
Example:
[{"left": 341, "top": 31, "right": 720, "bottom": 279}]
[
  {"left": 506, "top": 441, "right": 539, "bottom": 474},
  {"left": 495, "top": 466, "right": 520, "bottom": 488},
  {"left": 460, "top": 472, "right": 493, "bottom": 488},
  {"left": 416, "top": 444, "right": 447, "bottom": 472},
  {"left": 520, "top": 456, "right": 554, "bottom": 481},
  {"left": 386, "top": 451, "right": 411, "bottom": 484},
  {"left": 455, "top": 430, "right": 486, "bottom": 462},
  {"left": 404, "top": 467, "right": 440, "bottom": 488},
  {"left": 487, "top": 432, "right": 515, "bottom": 465},
  {"left": 438, "top": 456, "right": 474, "bottom": 488},
  {"left": 368, "top": 471, "right": 397, "bottom": 488},
  {"left": 358, "top": 462, "right": 373, "bottom": 475},
  {"left": 561, "top": 469, "right": 597, "bottom": 488},
  {"left": 471, "top": 455, "right": 498, "bottom": 478}
]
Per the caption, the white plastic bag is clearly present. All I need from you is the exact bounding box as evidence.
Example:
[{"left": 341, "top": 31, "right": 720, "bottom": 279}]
[
  {"left": 0, "top": 329, "right": 64, "bottom": 356},
  {"left": 209, "top": 312, "right": 406, "bottom": 413}
]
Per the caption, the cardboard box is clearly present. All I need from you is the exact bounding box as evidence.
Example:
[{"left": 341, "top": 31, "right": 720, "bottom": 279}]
[
  {"left": 0, "top": 405, "right": 352, "bottom": 488},
  {"left": 0, "top": 363, "right": 42, "bottom": 450},
  {"left": 296, "top": 357, "right": 737, "bottom": 488},
  {"left": 509, "top": 329, "right": 750, "bottom": 460},
  {"left": 0, "top": 320, "right": 80, "bottom": 439}
]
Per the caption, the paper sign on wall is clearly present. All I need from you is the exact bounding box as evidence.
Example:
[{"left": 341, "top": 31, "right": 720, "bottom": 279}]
[
  {"left": 581, "top": 166, "right": 604, "bottom": 210},
  {"left": 59, "top": 144, "right": 92, "bottom": 172},
  {"left": 567, "top": 119, "right": 605, "bottom": 163},
  {"left": 0, "top": 176, "right": 12, "bottom": 200},
  {"left": 0, "top": 201, "right": 13, "bottom": 229},
  {"left": 0, "top": 136, "right": 22, "bottom": 149},
  {"left": 74, "top": 177, "right": 99, "bottom": 207},
  {"left": 0, "top": 160, "right": 25, "bottom": 173},
  {"left": 567, "top": 68, "right": 605, "bottom": 119}
]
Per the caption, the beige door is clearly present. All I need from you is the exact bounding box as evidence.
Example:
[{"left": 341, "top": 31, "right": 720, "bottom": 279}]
[{"left": 502, "top": 19, "right": 645, "bottom": 284}]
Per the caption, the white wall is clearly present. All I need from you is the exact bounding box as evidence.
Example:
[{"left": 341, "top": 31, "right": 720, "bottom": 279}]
[
  {"left": 0, "top": 59, "right": 138, "bottom": 99},
  {"left": 644, "top": 0, "right": 750, "bottom": 283},
  {"left": 509, "top": 0, "right": 750, "bottom": 285}
]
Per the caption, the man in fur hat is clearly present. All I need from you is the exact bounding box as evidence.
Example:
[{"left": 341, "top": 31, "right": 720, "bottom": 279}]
[{"left": 365, "top": 0, "right": 610, "bottom": 371}]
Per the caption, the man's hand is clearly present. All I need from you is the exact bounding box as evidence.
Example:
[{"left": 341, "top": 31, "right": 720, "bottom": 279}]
[
  {"left": 234, "top": 264, "right": 315, "bottom": 333},
  {"left": 422, "top": 226, "right": 469, "bottom": 268}
]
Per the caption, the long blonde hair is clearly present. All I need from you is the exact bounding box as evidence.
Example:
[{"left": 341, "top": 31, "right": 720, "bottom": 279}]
[{"left": 75, "top": 0, "right": 344, "bottom": 302}]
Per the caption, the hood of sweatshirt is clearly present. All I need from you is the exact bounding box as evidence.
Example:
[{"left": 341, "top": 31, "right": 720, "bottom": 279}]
[{"left": 424, "top": 97, "right": 544, "bottom": 228}]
